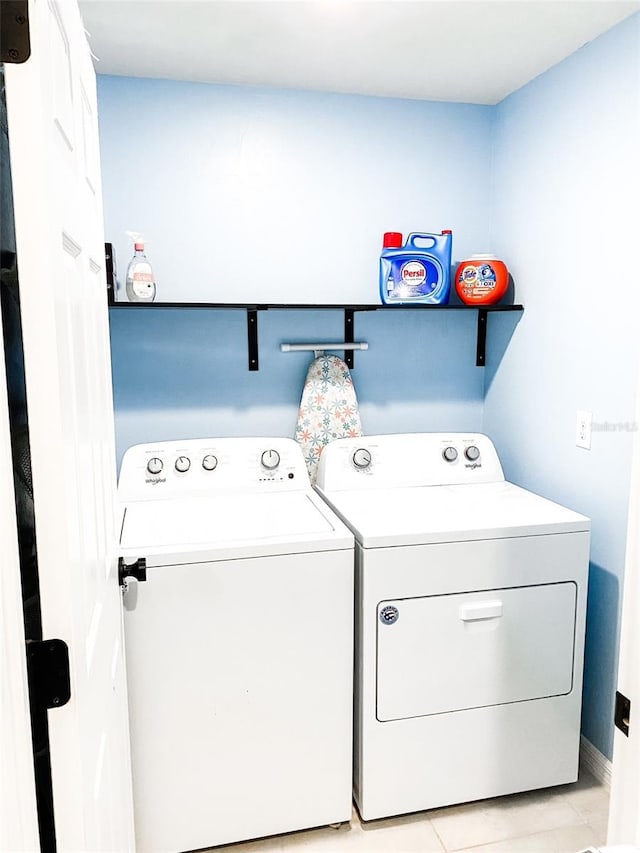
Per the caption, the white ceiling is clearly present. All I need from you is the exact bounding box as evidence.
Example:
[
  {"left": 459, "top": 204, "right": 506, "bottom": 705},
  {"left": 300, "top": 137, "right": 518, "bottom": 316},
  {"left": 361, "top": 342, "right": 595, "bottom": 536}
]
[{"left": 79, "top": 0, "right": 640, "bottom": 105}]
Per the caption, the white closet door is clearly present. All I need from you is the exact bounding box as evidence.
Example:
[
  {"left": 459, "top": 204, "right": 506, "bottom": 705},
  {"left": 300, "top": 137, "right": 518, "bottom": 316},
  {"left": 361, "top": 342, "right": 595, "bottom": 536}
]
[{"left": 4, "top": 0, "right": 135, "bottom": 849}]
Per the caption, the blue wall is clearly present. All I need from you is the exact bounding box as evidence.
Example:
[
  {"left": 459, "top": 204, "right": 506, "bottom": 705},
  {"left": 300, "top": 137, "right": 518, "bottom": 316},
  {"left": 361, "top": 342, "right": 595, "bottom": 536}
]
[
  {"left": 100, "top": 78, "right": 494, "bottom": 465},
  {"left": 98, "top": 77, "right": 493, "bottom": 305},
  {"left": 485, "top": 13, "right": 640, "bottom": 758},
  {"left": 100, "top": 12, "right": 639, "bottom": 760},
  {"left": 109, "top": 307, "right": 486, "bottom": 462}
]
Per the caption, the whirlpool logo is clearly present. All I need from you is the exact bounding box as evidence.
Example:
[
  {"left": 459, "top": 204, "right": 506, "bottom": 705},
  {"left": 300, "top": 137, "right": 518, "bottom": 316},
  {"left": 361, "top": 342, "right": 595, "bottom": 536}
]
[
  {"left": 145, "top": 477, "right": 166, "bottom": 485},
  {"left": 465, "top": 463, "right": 482, "bottom": 470},
  {"left": 379, "top": 606, "right": 399, "bottom": 626}
]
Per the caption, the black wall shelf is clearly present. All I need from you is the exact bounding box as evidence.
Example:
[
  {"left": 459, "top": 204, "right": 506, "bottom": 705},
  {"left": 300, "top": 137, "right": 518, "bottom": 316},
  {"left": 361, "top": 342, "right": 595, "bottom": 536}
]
[{"left": 107, "top": 302, "right": 524, "bottom": 371}]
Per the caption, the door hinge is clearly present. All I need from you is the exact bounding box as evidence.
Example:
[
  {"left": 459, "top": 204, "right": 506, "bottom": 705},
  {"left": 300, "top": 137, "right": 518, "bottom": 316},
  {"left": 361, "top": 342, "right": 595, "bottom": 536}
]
[
  {"left": 0, "top": 1, "right": 30, "bottom": 64},
  {"left": 615, "top": 690, "right": 631, "bottom": 737},
  {"left": 27, "top": 639, "right": 71, "bottom": 710},
  {"left": 119, "top": 556, "right": 147, "bottom": 586}
]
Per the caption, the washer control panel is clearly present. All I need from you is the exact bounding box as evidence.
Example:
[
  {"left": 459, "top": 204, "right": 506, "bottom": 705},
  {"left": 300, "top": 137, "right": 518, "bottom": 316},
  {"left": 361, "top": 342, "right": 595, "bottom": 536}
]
[
  {"left": 119, "top": 437, "right": 309, "bottom": 501},
  {"left": 316, "top": 433, "right": 505, "bottom": 491}
]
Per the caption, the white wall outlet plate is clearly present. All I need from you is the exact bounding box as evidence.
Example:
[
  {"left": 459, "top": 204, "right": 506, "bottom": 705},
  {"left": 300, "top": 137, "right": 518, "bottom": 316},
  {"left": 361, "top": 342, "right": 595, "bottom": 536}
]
[{"left": 576, "top": 410, "right": 592, "bottom": 450}]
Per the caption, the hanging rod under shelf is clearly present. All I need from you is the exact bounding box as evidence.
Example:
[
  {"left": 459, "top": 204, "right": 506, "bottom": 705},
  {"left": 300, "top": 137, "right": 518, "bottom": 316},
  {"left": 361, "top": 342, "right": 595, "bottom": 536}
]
[{"left": 281, "top": 342, "right": 368, "bottom": 356}]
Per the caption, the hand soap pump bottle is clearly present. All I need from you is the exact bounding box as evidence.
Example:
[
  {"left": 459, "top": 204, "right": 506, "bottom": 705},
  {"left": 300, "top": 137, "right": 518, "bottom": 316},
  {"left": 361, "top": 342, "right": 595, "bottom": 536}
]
[{"left": 125, "top": 241, "right": 156, "bottom": 303}]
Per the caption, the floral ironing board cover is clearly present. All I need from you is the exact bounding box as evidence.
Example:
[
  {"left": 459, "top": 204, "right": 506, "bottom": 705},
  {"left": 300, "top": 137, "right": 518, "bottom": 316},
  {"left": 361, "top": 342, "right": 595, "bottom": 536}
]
[{"left": 295, "top": 354, "right": 362, "bottom": 484}]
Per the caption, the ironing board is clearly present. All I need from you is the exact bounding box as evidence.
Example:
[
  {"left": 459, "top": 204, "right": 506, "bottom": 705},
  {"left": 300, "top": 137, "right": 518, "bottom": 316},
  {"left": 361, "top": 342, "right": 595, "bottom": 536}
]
[{"left": 295, "top": 354, "right": 362, "bottom": 484}]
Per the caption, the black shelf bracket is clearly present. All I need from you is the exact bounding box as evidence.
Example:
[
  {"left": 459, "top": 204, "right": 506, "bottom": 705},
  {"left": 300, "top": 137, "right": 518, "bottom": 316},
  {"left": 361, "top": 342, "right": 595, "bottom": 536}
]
[
  {"left": 476, "top": 309, "right": 488, "bottom": 367},
  {"left": 344, "top": 309, "right": 355, "bottom": 368},
  {"left": 247, "top": 309, "right": 259, "bottom": 371}
]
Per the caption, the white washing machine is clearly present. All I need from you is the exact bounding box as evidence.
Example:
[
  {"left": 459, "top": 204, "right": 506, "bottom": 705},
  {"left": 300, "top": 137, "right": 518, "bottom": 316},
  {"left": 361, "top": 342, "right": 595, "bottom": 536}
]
[
  {"left": 118, "top": 437, "right": 354, "bottom": 853},
  {"left": 316, "top": 432, "right": 590, "bottom": 821}
]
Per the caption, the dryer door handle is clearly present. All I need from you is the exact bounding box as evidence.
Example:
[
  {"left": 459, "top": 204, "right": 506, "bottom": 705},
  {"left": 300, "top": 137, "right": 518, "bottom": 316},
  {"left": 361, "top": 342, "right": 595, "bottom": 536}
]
[{"left": 459, "top": 600, "right": 503, "bottom": 621}]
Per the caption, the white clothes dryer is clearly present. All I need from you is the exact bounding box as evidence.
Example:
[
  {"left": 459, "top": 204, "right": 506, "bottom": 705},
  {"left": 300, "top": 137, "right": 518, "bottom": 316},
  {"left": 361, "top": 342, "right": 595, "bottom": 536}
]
[
  {"left": 118, "top": 437, "right": 354, "bottom": 853},
  {"left": 316, "top": 433, "right": 590, "bottom": 822}
]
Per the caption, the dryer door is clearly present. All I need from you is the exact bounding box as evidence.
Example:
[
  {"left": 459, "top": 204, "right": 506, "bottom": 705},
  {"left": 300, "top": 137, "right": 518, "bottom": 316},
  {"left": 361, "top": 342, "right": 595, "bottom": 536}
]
[{"left": 376, "top": 582, "right": 577, "bottom": 722}]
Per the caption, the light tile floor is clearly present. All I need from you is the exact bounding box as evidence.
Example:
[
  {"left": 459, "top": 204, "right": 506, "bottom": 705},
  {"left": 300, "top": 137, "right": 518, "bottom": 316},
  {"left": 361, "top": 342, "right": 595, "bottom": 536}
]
[{"left": 212, "top": 770, "right": 609, "bottom": 853}]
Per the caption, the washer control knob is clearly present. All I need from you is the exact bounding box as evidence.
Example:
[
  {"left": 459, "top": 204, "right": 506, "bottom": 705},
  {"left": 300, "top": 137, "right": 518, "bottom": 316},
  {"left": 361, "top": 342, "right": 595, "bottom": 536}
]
[
  {"left": 442, "top": 446, "right": 458, "bottom": 463},
  {"left": 465, "top": 445, "right": 481, "bottom": 461},
  {"left": 146, "top": 457, "right": 163, "bottom": 475},
  {"left": 202, "top": 454, "right": 218, "bottom": 471},
  {"left": 261, "top": 449, "right": 280, "bottom": 470},
  {"left": 352, "top": 448, "right": 372, "bottom": 470},
  {"left": 175, "top": 456, "right": 191, "bottom": 473}
]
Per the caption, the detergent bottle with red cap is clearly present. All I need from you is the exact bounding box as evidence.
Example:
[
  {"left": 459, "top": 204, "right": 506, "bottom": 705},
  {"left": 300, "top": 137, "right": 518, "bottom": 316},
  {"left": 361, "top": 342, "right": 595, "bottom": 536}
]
[{"left": 379, "top": 230, "right": 452, "bottom": 305}]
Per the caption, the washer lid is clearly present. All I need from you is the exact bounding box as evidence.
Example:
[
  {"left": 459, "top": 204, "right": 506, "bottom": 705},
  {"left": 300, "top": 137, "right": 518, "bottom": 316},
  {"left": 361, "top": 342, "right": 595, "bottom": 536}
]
[
  {"left": 316, "top": 482, "right": 590, "bottom": 547},
  {"left": 120, "top": 491, "right": 352, "bottom": 559}
]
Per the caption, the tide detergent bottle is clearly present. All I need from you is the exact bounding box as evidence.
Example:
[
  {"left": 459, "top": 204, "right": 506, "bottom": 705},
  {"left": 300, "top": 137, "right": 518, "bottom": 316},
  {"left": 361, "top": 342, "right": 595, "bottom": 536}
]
[{"left": 380, "top": 230, "right": 452, "bottom": 305}]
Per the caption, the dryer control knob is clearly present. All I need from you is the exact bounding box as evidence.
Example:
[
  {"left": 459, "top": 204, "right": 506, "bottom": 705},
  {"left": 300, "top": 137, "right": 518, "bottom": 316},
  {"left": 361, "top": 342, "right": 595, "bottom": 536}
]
[
  {"left": 352, "top": 448, "right": 372, "bottom": 470},
  {"left": 465, "top": 445, "right": 480, "bottom": 461},
  {"left": 175, "top": 456, "right": 191, "bottom": 473},
  {"left": 261, "top": 449, "right": 280, "bottom": 470},
  {"left": 443, "top": 446, "right": 458, "bottom": 462},
  {"left": 202, "top": 454, "right": 218, "bottom": 471},
  {"left": 146, "top": 457, "right": 163, "bottom": 475}
]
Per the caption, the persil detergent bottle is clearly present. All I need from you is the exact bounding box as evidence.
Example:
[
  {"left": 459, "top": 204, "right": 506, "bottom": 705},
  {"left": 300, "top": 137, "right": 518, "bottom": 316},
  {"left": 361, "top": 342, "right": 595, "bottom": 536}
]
[{"left": 380, "top": 230, "right": 452, "bottom": 305}]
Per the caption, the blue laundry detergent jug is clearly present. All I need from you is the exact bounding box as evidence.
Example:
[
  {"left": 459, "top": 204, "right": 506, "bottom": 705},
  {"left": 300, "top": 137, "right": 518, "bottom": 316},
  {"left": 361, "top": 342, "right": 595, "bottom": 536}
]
[{"left": 379, "top": 230, "right": 452, "bottom": 305}]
